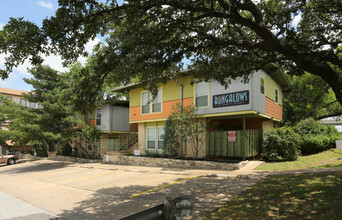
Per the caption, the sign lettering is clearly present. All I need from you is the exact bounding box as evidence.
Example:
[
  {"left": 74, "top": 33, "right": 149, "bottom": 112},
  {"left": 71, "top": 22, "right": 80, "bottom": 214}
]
[{"left": 213, "top": 90, "right": 249, "bottom": 108}]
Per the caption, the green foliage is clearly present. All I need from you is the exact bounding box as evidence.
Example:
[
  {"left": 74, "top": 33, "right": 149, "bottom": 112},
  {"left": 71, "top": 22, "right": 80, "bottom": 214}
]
[
  {"left": 0, "top": 65, "right": 78, "bottom": 150},
  {"left": 169, "top": 103, "right": 205, "bottom": 158},
  {"left": 1, "top": 0, "right": 341, "bottom": 105},
  {"left": 163, "top": 116, "right": 181, "bottom": 158},
  {"left": 145, "top": 150, "right": 167, "bottom": 158},
  {"left": 262, "top": 127, "right": 302, "bottom": 161},
  {"left": 32, "top": 144, "right": 48, "bottom": 157},
  {"left": 55, "top": 143, "right": 73, "bottom": 156},
  {"left": 283, "top": 73, "right": 342, "bottom": 124},
  {"left": 293, "top": 118, "right": 341, "bottom": 154},
  {"left": 81, "top": 124, "right": 101, "bottom": 154}
]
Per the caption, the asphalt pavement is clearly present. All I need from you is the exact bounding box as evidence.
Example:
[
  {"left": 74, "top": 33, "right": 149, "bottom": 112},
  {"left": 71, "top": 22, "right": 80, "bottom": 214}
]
[{"left": 0, "top": 159, "right": 268, "bottom": 219}]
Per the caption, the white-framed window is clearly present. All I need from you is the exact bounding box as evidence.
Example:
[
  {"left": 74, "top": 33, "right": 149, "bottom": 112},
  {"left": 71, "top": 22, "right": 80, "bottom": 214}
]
[
  {"left": 152, "top": 90, "right": 162, "bottom": 113},
  {"left": 195, "top": 81, "right": 209, "bottom": 107},
  {"left": 141, "top": 88, "right": 162, "bottom": 114},
  {"left": 142, "top": 92, "right": 151, "bottom": 114},
  {"left": 275, "top": 88, "right": 279, "bottom": 103},
  {"left": 20, "top": 98, "right": 26, "bottom": 107},
  {"left": 147, "top": 126, "right": 165, "bottom": 150},
  {"left": 7, "top": 96, "right": 12, "bottom": 100},
  {"left": 30, "top": 102, "right": 35, "bottom": 109},
  {"left": 96, "top": 108, "right": 101, "bottom": 126},
  {"left": 260, "top": 77, "right": 265, "bottom": 95}
]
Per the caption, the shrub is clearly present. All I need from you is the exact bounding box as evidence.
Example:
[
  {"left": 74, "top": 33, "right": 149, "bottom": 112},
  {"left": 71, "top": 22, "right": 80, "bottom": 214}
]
[
  {"left": 301, "top": 135, "right": 336, "bottom": 154},
  {"left": 55, "top": 143, "right": 73, "bottom": 156},
  {"left": 262, "top": 127, "right": 302, "bottom": 161},
  {"left": 32, "top": 144, "right": 48, "bottom": 157},
  {"left": 293, "top": 118, "right": 341, "bottom": 154}
]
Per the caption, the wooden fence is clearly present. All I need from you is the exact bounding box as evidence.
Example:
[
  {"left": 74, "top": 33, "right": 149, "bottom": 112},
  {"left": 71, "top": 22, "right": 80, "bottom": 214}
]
[{"left": 206, "top": 130, "right": 262, "bottom": 158}]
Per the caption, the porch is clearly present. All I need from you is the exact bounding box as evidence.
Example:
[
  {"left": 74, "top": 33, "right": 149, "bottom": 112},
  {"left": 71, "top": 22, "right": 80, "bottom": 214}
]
[{"left": 205, "top": 116, "right": 266, "bottom": 159}]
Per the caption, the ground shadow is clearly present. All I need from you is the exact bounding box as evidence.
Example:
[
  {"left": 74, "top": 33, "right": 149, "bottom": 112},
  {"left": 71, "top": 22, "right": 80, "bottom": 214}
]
[
  {"left": 58, "top": 175, "right": 265, "bottom": 220},
  {"left": 1, "top": 161, "right": 75, "bottom": 174}
]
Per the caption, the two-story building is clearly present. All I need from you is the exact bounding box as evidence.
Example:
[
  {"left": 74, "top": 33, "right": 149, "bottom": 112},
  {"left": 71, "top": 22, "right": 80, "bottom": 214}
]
[
  {"left": 111, "top": 63, "right": 290, "bottom": 158},
  {"left": 0, "top": 87, "right": 34, "bottom": 153},
  {"left": 74, "top": 99, "right": 137, "bottom": 157},
  {"left": 0, "top": 87, "right": 41, "bottom": 108}
]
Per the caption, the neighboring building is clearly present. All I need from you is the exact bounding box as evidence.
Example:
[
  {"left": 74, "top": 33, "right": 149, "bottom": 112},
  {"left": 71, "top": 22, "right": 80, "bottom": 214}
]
[
  {"left": 0, "top": 87, "right": 29, "bottom": 153},
  {"left": 111, "top": 63, "right": 291, "bottom": 158},
  {"left": 0, "top": 87, "right": 28, "bottom": 106},
  {"left": 320, "top": 117, "right": 342, "bottom": 134},
  {"left": 74, "top": 100, "right": 137, "bottom": 157}
]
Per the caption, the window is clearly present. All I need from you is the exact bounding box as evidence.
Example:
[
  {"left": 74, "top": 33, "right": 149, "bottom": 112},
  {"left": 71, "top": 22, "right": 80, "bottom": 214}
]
[
  {"left": 38, "top": 104, "right": 43, "bottom": 109},
  {"left": 141, "top": 92, "right": 150, "bottom": 114},
  {"left": 7, "top": 96, "right": 12, "bottom": 100},
  {"left": 275, "top": 88, "right": 279, "bottom": 103},
  {"left": 96, "top": 108, "right": 101, "bottom": 126},
  {"left": 260, "top": 77, "right": 265, "bottom": 95},
  {"left": 152, "top": 89, "right": 162, "bottom": 113},
  {"left": 195, "top": 81, "right": 209, "bottom": 107},
  {"left": 147, "top": 127, "right": 156, "bottom": 149},
  {"left": 30, "top": 102, "right": 35, "bottom": 108},
  {"left": 141, "top": 89, "right": 162, "bottom": 114},
  {"left": 157, "top": 127, "right": 165, "bottom": 149},
  {"left": 147, "top": 126, "right": 165, "bottom": 150},
  {"left": 20, "top": 99, "right": 26, "bottom": 107}
]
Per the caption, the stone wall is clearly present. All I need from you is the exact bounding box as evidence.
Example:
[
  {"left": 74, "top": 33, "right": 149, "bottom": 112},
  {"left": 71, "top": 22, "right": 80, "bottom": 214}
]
[
  {"left": 103, "top": 154, "right": 247, "bottom": 170},
  {"left": 48, "top": 154, "right": 101, "bottom": 163}
]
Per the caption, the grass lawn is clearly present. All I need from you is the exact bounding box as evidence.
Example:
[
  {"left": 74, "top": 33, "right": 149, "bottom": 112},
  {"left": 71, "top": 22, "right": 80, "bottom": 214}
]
[
  {"left": 205, "top": 172, "right": 342, "bottom": 219},
  {"left": 255, "top": 149, "right": 342, "bottom": 171}
]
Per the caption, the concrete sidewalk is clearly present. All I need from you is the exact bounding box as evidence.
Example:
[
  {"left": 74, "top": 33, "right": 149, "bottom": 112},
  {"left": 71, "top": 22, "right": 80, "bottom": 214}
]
[{"left": 0, "top": 191, "right": 58, "bottom": 220}]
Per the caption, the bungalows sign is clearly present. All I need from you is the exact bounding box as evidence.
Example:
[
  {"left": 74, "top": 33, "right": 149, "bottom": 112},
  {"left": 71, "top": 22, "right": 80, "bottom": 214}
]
[{"left": 213, "top": 90, "right": 249, "bottom": 108}]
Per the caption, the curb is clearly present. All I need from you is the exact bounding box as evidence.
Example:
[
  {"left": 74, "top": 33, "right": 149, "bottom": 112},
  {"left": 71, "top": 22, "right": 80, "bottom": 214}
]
[
  {"left": 125, "top": 169, "right": 149, "bottom": 173},
  {"left": 160, "top": 171, "right": 190, "bottom": 175}
]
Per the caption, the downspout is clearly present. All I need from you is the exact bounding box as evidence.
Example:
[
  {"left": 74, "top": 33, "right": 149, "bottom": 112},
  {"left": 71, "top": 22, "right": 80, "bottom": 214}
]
[
  {"left": 173, "top": 79, "right": 186, "bottom": 156},
  {"left": 180, "top": 84, "right": 187, "bottom": 156}
]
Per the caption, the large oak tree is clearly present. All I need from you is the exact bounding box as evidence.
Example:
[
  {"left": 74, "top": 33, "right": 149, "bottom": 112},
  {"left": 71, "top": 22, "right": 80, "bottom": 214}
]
[{"left": 0, "top": 0, "right": 341, "bottom": 104}]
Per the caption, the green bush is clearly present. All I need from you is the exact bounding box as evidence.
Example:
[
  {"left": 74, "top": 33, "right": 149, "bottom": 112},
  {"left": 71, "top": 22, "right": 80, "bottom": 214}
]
[
  {"left": 262, "top": 127, "right": 302, "bottom": 161},
  {"left": 55, "top": 143, "right": 73, "bottom": 156},
  {"left": 301, "top": 135, "right": 336, "bottom": 154},
  {"left": 293, "top": 118, "right": 341, "bottom": 154},
  {"left": 32, "top": 144, "right": 48, "bottom": 157}
]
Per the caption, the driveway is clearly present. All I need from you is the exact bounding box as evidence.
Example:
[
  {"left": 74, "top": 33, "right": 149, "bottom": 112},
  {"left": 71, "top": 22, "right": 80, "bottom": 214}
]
[{"left": 0, "top": 159, "right": 268, "bottom": 219}]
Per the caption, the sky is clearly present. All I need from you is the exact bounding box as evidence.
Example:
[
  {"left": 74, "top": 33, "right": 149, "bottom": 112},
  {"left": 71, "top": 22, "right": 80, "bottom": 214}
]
[{"left": 0, "top": 0, "right": 100, "bottom": 91}]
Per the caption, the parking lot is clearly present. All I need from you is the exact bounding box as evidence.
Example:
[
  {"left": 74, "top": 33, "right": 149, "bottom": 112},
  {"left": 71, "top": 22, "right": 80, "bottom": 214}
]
[{"left": 0, "top": 159, "right": 267, "bottom": 219}]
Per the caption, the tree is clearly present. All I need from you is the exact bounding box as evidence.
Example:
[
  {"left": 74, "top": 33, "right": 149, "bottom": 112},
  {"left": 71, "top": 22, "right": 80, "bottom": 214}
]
[
  {"left": 0, "top": 94, "right": 44, "bottom": 147},
  {"left": 0, "top": 0, "right": 341, "bottom": 104},
  {"left": 164, "top": 116, "right": 181, "bottom": 157},
  {"left": 169, "top": 103, "right": 205, "bottom": 158},
  {"left": 283, "top": 72, "right": 342, "bottom": 124},
  {"left": 81, "top": 124, "right": 101, "bottom": 156},
  {"left": 0, "top": 65, "right": 78, "bottom": 151}
]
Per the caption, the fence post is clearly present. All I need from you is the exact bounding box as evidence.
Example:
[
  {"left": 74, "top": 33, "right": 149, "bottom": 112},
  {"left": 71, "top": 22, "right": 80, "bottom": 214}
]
[{"left": 164, "top": 197, "right": 176, "bottom": 220}]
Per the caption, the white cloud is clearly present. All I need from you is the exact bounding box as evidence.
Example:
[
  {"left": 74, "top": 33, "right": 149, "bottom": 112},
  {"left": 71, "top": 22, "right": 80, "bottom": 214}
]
[
  {"left": 0, "top": 37, "right": 102, "bottom": 77},
  {"left": 0, "top": 22, "right": 4, "bottom": 30},
  {"left": 0, "top": 72, "right": 18, "bottom": 87},
  {"left": 37, "top": 1, "right": 54, "bottom": 9}
]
